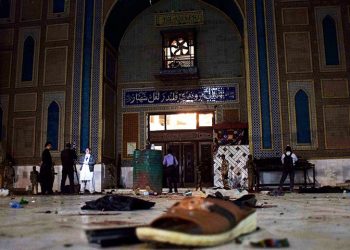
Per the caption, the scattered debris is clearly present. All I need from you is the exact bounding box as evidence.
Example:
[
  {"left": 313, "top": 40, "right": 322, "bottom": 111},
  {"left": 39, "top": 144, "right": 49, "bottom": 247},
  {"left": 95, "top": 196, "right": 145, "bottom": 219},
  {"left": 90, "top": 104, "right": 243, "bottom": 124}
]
[
  {"left": 0, "top": 188, "right": 9, "bottom": 196},
  {"left": 81, "top": 195, "right": 155, "bottom": 211},
  {"left": 87, "top": 220, "right": 136, "bottom": 226},
  {"left": 267, "top": 189, "right": 284, "bottom": 196},
  {"left": 250, "top": 238, "right": 290, "bottom": 248},
  {"left": 19, "top": 197, "right": 29, "bottom": 205},
  {"left": 9, "top": 201, "right": 22, "bottom": 208},
  {"left": 299, "top": 186, "right": 348, "bottom": 193},
  {"left": 183, "top": 190, "right": 192, "bottom": 196},
  {"left": 86, "top": 226, "right": 141, "bottom": 247}
]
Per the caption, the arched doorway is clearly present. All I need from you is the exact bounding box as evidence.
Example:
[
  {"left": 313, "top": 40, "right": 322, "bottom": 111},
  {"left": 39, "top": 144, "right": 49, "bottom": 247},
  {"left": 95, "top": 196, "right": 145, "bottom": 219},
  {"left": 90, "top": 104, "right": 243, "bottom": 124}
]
[{"left": 102, "top": 0, "right": 246, "bottom": 187}]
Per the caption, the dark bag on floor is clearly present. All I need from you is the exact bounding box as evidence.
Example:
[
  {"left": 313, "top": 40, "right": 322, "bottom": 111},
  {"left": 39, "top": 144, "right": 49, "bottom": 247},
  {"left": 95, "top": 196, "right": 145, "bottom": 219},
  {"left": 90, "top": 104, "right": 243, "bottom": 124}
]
[{"left": 81, "top": 195, "right": 155, "bottom": 211}]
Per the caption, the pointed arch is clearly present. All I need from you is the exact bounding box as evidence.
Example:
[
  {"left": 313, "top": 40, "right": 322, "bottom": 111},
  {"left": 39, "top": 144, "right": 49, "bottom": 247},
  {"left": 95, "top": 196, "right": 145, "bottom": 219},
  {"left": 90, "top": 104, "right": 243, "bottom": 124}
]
[
  {"left": 295, "top": 90, "right": 311, "bottom": 144},
  {"left": 322, "top": 15, "right": 339, "bottom": 65},
  {"left": 47, "top": 101, "right": 60, "bottom": 150},
  {"left": 21, "top": 36, "right": 35, "bottom": 81},
  {"left": 53, "top": 0, "right": 65, "bottom": 13}
]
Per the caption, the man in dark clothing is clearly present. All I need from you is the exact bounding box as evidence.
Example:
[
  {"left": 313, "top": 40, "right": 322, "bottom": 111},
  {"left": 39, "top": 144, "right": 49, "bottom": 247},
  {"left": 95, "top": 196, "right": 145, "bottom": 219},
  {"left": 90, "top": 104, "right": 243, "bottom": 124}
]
[
  {"left": 39, "top": 142, "right": 53, "bottom": 194},
  {"left": 60, "top": 143, "right": 77, "bottom": 194},
  {"left": 279, "top": 145, "right": 298, "bottom": 191},
  {"left": 163, "top": 148, "right": 178, "bottom": 194}
]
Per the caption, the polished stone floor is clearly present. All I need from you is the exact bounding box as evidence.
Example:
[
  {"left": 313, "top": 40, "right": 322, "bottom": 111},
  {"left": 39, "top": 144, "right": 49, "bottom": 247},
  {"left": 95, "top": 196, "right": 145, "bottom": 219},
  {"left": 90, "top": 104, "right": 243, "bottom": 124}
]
[{"left": 0, "top": 191, "right": 349, "bottom": 250}]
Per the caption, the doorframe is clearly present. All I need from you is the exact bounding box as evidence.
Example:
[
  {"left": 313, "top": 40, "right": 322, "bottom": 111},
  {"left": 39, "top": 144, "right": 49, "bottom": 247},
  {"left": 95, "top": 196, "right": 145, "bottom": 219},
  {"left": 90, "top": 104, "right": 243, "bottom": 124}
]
[{"left": 167, "top": 142, "right": 197, "bottom": 187}]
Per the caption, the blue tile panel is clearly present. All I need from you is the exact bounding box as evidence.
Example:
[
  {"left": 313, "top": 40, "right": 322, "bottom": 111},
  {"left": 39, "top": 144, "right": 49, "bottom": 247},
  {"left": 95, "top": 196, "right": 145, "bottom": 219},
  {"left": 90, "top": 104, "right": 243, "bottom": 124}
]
[
  {"left": 255, "top": 0, "right": 272, "bottom": 149},
  {"left": 72, "top": 0, "right": 84, "bottom": 151},
  {"left": 247, "top": 0, "right": 282, "bottom": 157},
  {"left": 90, "top": 0, "right": 102, "bottom": 160},
  {"left": 53, "top": 0, "right": 65, "bottom": 13},
  {"left": 80, "top": 0, "right": 94, "bottom": 152},
  {"left": 21, "top": 37, "right": 35, "bottom": 81},
  {"left": 322, "top": 15, "right": 340, "bottom": 65},
  {"left": 265, "top": 0, "right": 282, "bottom": 155},
  {"left": 47, "top": 102, "right": 60, "bottom": 150},
  {"left": 295, "top": 90, "right": 311, "bottom": 144}
]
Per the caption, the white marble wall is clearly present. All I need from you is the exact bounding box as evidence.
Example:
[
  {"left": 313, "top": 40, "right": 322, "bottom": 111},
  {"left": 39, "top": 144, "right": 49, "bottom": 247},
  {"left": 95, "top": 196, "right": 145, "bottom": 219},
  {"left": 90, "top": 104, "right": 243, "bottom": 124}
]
[
  {"left": 13, "top": 164, "right": 108, "bottom": 193},
  {"left": 120, "top": 167, "right": 133, "bottom": 188},
  {"left": 310, "top": 159, "right": 350, "bottom": 186},
  {"left": 257, "top": 159, "right": 350, "bottom": 187}
]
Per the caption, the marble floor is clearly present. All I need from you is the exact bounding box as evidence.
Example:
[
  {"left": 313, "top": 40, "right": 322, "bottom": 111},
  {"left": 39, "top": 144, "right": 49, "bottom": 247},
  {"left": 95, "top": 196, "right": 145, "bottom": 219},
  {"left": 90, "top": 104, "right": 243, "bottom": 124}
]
[{"left": 0, "top": 191, "right": 349, "bottom": 250}]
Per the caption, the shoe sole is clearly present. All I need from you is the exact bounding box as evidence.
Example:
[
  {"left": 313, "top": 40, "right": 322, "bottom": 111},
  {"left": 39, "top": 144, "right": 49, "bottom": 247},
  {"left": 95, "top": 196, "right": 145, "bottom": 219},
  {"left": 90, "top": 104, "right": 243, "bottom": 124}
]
[{"left": 136, "top": 211, "right": 256, "bottom": 247}]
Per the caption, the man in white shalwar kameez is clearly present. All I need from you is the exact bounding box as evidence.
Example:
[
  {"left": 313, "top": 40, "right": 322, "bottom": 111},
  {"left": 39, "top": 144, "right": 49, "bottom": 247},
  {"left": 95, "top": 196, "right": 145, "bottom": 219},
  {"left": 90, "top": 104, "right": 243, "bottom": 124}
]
[{"left": 79, "top": 148, "right": 96, "bottom": 194}]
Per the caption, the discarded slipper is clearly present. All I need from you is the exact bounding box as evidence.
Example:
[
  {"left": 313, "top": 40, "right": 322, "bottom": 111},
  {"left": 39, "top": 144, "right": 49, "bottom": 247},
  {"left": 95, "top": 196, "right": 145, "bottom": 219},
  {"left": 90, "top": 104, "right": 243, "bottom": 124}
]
[
  {"left": 136, "top": 197, "right": 256, "bottom": 247},
  {"left": 233, "top": 194, "right": 257, "bottom": 208},
  {"left": 208, "top": 192, "right": 257, "bottom": 208}
]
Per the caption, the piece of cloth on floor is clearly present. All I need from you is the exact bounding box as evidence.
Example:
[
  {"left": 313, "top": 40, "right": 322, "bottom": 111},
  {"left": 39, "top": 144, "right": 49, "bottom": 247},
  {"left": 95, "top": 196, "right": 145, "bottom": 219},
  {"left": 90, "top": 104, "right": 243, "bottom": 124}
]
[
  {"left": 298, "top": 186, "right": 348, "bottom": 193},
  {"left": 81, "top": 195, "right": 155, "bottom": 211}
]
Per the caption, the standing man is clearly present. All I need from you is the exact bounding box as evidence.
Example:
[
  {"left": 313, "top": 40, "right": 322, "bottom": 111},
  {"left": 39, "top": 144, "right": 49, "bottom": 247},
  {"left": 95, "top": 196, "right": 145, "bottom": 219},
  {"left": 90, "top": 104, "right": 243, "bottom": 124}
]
[
  {"left": 3, "top": 161, "right": 15, "bottom": 190},
  {"left": 79, "top": 148, "right": 96, "bottom": 194},
  {"left": 163, "top": 148, "right": 178, "bottom": 194},
  {"left": 245, "top": 154, "right": 256, "bottom": 192},
  {"left": 279, "top": 145, "right": 298, "bottom": 191},
  {"left": 221, "top": 154, "right": 230, "bottom": 189},
  {"left": 60, "top": 143, "right": 77, "bottom": 194},
  {"left": 30, "top": 166, "right": 39, "bottom": 194},
  {"left": 39, "top": 142, "right": 53, "bottom": 194}
]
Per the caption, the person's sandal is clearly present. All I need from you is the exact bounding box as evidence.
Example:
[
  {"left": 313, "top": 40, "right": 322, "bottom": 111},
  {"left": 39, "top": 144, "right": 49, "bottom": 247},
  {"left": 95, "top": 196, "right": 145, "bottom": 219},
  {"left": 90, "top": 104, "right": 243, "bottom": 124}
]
[{"left": 136, "top": 196, "right": 257, "bottom": 247}]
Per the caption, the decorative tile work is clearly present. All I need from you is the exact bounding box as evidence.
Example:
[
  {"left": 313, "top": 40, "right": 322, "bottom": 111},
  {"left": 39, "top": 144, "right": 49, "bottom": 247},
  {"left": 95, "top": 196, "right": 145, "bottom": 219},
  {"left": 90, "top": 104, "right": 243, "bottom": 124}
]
[
  {"left": 314, "top": 6, "right": 346, "bottom": 72},
  {"left": 321, "top": 79, "right": 349, "bottom": 98},
  {"left": 123, "top": 86, "right": 237, "bottom": 107},
  {"left": 284, "top": 32, "right": 312, "bottom": 73},
  {"left": 287, "top": 81, "right": 318, "bottom": 150},
  {"left": 246, "top": 0, "right": 282, "bottom": 158},
  {"left": 20, "top": 0, "right": 42, "bottom": 21},
  {"left": 12, "top": 117, "right": 36, "bottom": 158},
  {"left": 14, "top": 93, "right": 37, "bottom": 112},
  {"left": 282, "top": 7, "right": 309, "bottom": 25},
  {"left": 80, "top": 0, "right": 94, "bottom": 152},
  {"left": 41, "top": 92, "right": 66, "bottom": 156},
  {"left": 43, "top": 46, "right": 68, "bottom": 86},
  {"left": 265, "top": 0, "right": 282, "bottom": 156},
  {"left": 90, "top": 0, "right": 102, "bottom": 160},
  {"left": 16, "top": 27, "right": 41, "bottom": 88},
  {"left": 72, "top": 0, "right": 84, "bottom": 151},
  {"left": 46, "top": 24, "right": 69, "bottom": 42},
  {"left": 255, "top": 0, "right": 272, "bottom": 149},
  {"left": 247, "top": 0, "right": 261, "bottom": 156},
  {"left": 323, "top": 105, "right": 350, "bottom": 149},
  {"left": 213, "top": 145, "right": 249, "bottom": 188}
]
